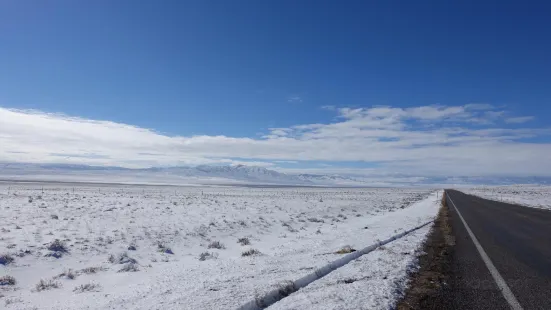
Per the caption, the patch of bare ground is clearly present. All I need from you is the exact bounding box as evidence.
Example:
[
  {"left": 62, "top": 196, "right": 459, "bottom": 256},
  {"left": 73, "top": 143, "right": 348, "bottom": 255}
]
[{"left": 396, "top": 192, "right": 455, "bottom": 310}]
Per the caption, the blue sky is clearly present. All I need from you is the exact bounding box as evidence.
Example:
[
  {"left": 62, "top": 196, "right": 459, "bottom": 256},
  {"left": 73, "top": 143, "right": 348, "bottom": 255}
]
[{"left": 1, "top": 1, "right": 551, "bottom": 177}]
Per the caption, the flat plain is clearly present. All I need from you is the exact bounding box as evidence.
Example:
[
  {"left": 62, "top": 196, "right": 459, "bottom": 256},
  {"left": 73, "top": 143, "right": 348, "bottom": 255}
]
[{"left": 0, "top": 183, "right": 439, "bottom": 309}]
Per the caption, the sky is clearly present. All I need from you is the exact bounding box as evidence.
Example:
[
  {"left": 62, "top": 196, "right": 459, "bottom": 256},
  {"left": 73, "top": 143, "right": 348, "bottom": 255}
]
[{"left": 1, "top": 1, "right": 551, "bottom": 177}]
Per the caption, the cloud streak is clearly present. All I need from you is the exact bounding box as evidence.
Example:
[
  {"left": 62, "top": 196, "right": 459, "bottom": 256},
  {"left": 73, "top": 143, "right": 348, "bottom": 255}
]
[
  {"left": 0, "top": 105, "right": 549, "bottom": 176},
  {"left": 287, "top": 96, "right": 303, "bottom": 103},
  {"left": 504, "top": 116, "right": 535, "bottom": 124}
]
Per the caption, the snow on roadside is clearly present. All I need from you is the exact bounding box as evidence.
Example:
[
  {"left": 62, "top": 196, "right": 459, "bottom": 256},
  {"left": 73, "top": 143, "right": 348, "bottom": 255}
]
[
  {"left": 465, "top": 185, "right": 551, "bottom": 210},
  {"left": 0, "top": 184, "right": 437, "bottom": 309},
  {"left": 266, "top": 192, "right": 440, "bottom": 310}
]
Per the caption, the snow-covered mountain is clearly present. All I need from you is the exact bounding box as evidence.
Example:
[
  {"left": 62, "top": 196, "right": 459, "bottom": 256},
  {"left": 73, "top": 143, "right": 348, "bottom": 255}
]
[
  {"left": 296, "top": 173, "right": 366, "bottom": 185},
  {"left": 0, "top": 163, "right": 310, "bottom": 185},
  {"left": 1, "top": 162, "right": 550, "bottom": 186},
  {"left": 141, "top": 165, "right": 308, "bottom": 184},
  {"left": 194, "top": 165, "right": 306, "bottom": 183}
]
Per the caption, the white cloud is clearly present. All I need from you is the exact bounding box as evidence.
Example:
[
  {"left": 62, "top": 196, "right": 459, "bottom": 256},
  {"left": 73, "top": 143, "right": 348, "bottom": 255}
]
[
  {"left": 229, "top": 161, "right": 275, "bottom": 167},
  {"left": 464, "top": 103, "right": 494, "bottom": 110},
  {"left": 484, "top": 110, "right": 506, "bottom": 118},
  {"left": 274, "top": 160, "right": 299, "bottom": 164},
  {"left": 504, "top": 116, "right": 535, "bottom": 124},
  {"left": 405, "top": 105, "right": 467, "bottom": 120},
  {"left": 0, "top": 105, "right": 549, "bottom": 176},
  {"left": 287, "top": 96, "right": 303, "bottom": 103}
]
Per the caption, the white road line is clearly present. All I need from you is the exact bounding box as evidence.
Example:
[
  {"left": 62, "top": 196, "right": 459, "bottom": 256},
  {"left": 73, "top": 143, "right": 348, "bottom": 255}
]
[{"left": 447, "top": 193, "right": 523, "bottom": 310}]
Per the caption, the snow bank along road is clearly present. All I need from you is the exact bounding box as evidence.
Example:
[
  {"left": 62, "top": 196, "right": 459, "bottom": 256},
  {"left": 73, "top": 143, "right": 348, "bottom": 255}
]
[
  {"left": 465, "top": 185, "right": 551, "bottom": 211},
  {"left": 445, "top": 190, "right": 551, "bottom": 309},
  {"left": 0, "top": 184, "right": 440, "bottom": 310}
]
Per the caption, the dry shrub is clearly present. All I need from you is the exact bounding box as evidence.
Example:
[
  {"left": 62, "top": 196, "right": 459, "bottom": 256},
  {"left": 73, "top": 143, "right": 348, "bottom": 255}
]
[
  {"left": 35, "top": 279, "right": 61, "bottom": 292},
  {"left": 335, "top": 245, "right": 356, "bottom": 254},
  {"left": 208, "top": 241, "right": 225, "bottom": 249},
  {"left": 241, "top": 249, "right": 261, "bottom": 257},
  {"left": 0, "top": 275, "right": 16, "bottom": 286}
]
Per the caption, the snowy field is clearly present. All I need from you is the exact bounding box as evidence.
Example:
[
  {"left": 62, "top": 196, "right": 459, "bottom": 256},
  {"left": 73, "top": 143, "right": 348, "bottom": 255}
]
[
  {"left": 0, "top": 183, "right": 440, "bottom": 309},
  {"left": 465, "top": 185, "right": 551, "bottom": 210}
]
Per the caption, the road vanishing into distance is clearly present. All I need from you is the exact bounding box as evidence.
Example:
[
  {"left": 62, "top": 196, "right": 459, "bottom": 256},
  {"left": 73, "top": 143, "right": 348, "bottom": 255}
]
[{"left": 444, "top": 190, "right": 551, "bottom": 310}]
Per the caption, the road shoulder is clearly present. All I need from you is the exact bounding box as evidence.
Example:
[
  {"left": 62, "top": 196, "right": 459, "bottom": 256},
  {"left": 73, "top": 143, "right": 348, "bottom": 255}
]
[{"left": 396, "top": 194, "right": 454, "bottom": 309}]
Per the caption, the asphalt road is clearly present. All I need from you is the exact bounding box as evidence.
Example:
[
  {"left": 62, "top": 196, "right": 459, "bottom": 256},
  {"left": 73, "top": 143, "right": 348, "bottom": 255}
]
[{"left": 444, "top": 190, "right": 551, "bottom": 310}]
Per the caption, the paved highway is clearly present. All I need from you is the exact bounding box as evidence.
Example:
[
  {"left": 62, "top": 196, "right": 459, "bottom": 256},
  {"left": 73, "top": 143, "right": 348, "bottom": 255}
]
[{"left": 444, "top": 190, "right": 551, "bottom": 310}]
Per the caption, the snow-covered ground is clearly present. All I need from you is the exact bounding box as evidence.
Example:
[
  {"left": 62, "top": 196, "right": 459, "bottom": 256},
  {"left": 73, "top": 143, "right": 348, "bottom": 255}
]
[
  {"left": 465, "top": 185, "right": 551, "bottom": 210},
  {"left": 0, "top": 183, "right": 440, "bottom": 309}
]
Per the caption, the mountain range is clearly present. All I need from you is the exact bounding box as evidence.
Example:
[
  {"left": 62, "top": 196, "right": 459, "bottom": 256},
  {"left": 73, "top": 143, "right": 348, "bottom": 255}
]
[{"left": 0, "top": 162, "right": 549, "bottom": 186}]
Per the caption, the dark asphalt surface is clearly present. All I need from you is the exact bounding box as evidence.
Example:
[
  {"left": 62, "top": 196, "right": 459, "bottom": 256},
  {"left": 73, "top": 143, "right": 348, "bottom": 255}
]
[{"left": 445, "top": 190, "right": 551, "bottom": 310}]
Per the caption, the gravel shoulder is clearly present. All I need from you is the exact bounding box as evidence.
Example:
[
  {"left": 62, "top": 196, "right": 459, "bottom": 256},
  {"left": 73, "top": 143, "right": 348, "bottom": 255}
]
[{"left": 396, "top": 193, "right": 454, "bottom": 310}]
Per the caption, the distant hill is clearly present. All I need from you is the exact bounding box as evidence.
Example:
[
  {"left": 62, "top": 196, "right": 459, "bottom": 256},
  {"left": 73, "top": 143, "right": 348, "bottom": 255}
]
[
  {"left": 0, "top": 162, "right": 549, "bottom": 186},
  {"left": 0, "top": 163, "right": 310, "bottom": 185}
]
